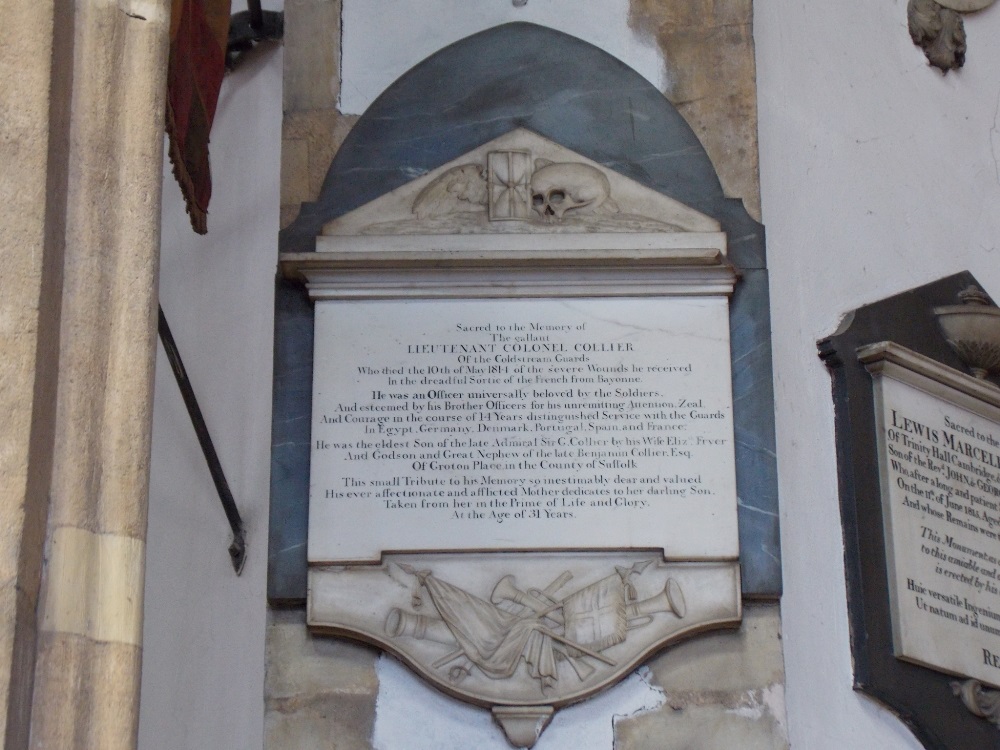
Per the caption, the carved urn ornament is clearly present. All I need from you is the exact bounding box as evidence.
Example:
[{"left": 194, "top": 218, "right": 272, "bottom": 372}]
[
  {"left": 908, "top": 0, "right": 997, "bottom": 72},
  {"left": 934, "top": 285, "right": 1000, "bottom": 380}
]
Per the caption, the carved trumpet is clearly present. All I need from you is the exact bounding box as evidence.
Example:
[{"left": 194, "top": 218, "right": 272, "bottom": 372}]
[
  {"left": 625, "top": 578, "right": 686, "bottom": 622},
  {"left": 384, "top": 608, "right": 456, "bottom": 645}
]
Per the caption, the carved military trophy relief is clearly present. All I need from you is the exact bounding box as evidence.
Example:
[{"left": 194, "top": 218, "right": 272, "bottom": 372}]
[
  {"left": 386, "top": 562, "right": 685, "bottom": 692},
  {"left": 285, "top": 129, "right": 743, "bottom": 747}
]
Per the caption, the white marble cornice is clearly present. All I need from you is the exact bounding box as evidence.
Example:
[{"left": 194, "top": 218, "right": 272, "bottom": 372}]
[{"left": 282, "top": 232, "right": 735, "bottom": 300}]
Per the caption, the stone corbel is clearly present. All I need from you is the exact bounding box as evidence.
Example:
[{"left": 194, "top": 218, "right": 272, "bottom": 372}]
[{"left": 908, "top": 0, "right": 997, "bottom": 72}]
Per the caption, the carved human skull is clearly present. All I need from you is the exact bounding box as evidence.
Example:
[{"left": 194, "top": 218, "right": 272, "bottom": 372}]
[{"left": 530, "top": 162, "right": 611, "bottom": 221}]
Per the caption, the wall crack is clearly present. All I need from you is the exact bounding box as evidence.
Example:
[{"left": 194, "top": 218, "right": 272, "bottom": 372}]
[{"left": 991, "top": 87, "right": 1000, "bottom": 187}]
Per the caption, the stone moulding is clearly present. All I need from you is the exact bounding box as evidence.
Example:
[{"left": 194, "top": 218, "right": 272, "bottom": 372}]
[
  {"left": 281, "top": 235, "right": 735, "bottom": 301},
  {"left": 858, "top": 341, "right": 1000, "bottom": 413}
]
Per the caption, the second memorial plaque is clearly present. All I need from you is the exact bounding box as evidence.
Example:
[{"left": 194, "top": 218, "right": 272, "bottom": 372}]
[
  {"left": 864, "top": 343, "right": 1000, "bottom": 687},
  {"left": 309, "top": 297, "right": 737, "bottom": 563}
]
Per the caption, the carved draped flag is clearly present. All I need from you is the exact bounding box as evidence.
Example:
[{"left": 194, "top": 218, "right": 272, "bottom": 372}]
[
  {"left": 417, "top": 572, "right": 558, "bottom": 685},
  {"left": 166, "top": 0, "right": 232, "bottom": 234}
]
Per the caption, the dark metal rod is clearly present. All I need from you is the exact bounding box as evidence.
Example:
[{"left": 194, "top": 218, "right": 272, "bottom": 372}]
[
  {"left": 157, "top": 305, "right": 247, "bottom": 574},
  {"left": 246, "top": 0, "right": 264, "bottom": 31}
]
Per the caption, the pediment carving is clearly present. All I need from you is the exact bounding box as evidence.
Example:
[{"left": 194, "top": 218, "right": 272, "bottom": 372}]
[{"left": 322, "top": 129, "right": 720, "bottom": 237}]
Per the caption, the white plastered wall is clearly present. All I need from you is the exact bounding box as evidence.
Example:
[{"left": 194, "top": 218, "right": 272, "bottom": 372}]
[
  {"left": 756, "top": 1, "right": 1000, "bottom": 748},
  {"left": 137, "top": 4, "right": 282, "bottom": 748}
]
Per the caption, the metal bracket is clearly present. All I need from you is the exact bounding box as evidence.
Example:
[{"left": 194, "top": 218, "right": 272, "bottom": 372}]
[{"left": 158, "top": 306, "right": 247, "bottom": 574}]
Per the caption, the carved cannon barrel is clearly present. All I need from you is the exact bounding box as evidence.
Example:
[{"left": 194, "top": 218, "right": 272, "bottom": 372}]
[{"left": 384, "top": 608, "right": 456, "bottom": 645}]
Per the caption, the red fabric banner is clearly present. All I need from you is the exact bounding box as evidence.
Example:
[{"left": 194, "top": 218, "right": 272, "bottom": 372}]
[{"left": 166, "top": 0, "right": 232, "bottom": 234}]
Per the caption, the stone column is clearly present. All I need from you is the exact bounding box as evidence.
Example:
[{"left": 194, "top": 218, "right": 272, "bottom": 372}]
[
  {"left": 0, "top": 0, "right": 170, "bottom": 747},
  {"left": 0, "top": 1, "right": 71, "bottom": 746}
]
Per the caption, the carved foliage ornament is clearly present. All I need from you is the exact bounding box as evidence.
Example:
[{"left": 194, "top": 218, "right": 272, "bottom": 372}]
[
  {"left": 909, "top": 0, "right": 966, "bottom": 72},
  {"left": 908, "top": 0, "right": 995, "bottom": 72},
  {"left": 953, "top": 679, "right": 1000, "bottom": 727}
]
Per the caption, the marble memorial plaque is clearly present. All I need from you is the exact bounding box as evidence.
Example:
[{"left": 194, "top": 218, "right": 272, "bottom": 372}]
[
  {"left": 308, "top": 296, "right": 737, "bottom": 563},
  {"left": 284, "top": 129, "right": 746, "bottom": 745},
  {"left": 866, "top": 346, "right": 1000, "bottom": 687}
]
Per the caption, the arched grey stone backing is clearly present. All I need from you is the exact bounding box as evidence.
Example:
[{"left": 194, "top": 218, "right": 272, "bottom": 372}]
[{"left": 270, "top": 22, "right": 779, "bottom": 600}]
